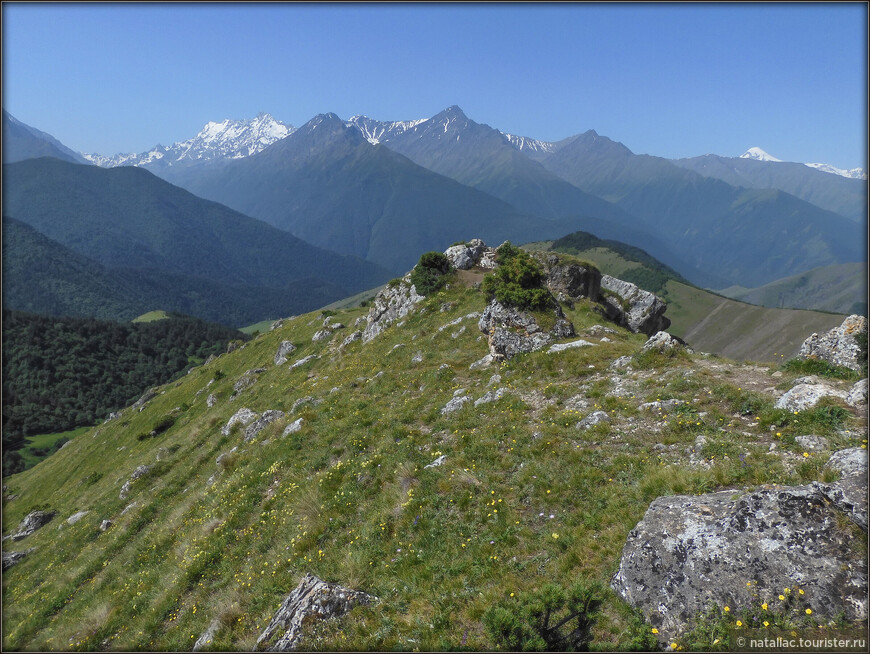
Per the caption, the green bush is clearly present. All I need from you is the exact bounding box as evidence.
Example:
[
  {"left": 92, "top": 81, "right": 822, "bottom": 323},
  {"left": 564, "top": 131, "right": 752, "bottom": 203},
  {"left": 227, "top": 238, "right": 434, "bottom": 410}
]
[
  {"left": 483, "top": 581, "right": 603, "bottom": 651},
  {"left": 409, "top": 251, "right": 453, "bottom": 296},
  {"left": 481, "top": 242, "right": 552, "bottom": 311}
]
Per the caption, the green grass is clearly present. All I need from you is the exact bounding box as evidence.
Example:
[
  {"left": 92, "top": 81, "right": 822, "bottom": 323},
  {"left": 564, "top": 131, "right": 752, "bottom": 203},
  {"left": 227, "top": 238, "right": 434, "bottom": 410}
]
[
  {"left": 238, "top": 320, "right": 274, "bottom": 335},
  {"left": 2, "top": 273, "right": 865, "bottom": 652},
  {"left": 131, "top": 310, "right": 171, "bottom": 323},
  {"left": 18, "top": 425, "right": 92, "bottom": 470}
]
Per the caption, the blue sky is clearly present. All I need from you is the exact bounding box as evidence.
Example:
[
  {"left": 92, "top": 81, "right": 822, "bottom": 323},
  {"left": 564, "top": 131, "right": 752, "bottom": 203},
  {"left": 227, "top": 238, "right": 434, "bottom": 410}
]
[{"left": 3, "top": 2, "right": 867, "bottom": 168}]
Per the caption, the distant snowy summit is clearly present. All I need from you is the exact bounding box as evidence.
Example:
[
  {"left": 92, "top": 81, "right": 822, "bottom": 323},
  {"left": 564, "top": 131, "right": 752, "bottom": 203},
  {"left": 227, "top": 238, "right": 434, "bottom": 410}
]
[
  {"left": 804, "top": 162, "right": 867, "bottom": 180},
  {"left": 740, "top": 146, "right": 866, "bottom": 180},
  {"left": 503, "top": 133, "right": 556, "bottom": 155},
  {"left": 739, "top": 147, "right": 782, "bottom": 162},
  {"left": 347, "top": 115, "right": 428, "bottom": 144},
  {"left": 83, "top": 113, "right": 294, "bottom": 167}
]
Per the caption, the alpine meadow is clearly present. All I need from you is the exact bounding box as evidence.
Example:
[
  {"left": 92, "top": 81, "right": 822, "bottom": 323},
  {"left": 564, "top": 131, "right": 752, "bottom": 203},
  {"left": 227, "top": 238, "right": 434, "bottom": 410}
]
[{"left": 2, "top": 3, "right": 868, "bottom": 653}]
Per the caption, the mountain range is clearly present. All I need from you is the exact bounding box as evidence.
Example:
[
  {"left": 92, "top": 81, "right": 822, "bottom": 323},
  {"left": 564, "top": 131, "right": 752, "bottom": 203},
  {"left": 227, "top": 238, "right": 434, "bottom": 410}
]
[{"left": 2, "top": 107, "right": 865, "bottom": 323}]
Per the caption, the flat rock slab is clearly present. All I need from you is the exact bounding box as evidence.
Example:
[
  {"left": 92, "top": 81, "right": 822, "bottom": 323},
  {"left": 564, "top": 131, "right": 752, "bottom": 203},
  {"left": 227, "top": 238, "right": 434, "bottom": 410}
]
[{"left": 612, "top": 455, "right": 868, "bottom": 645}]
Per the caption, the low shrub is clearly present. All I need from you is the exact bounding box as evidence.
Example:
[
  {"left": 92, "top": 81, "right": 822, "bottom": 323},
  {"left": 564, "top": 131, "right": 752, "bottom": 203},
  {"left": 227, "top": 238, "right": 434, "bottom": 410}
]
[
  {"left": 409, "top": 251, "right": 453, "bottom": 296},
  {"left": 481, "top": 242, "right": 551, "bottom": 311}
]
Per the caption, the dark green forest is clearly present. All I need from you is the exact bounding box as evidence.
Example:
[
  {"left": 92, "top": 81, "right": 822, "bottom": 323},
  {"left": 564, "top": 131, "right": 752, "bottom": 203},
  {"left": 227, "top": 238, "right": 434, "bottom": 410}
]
[{"left": 2, "top": 311, "right": 247, "bottom": 475}]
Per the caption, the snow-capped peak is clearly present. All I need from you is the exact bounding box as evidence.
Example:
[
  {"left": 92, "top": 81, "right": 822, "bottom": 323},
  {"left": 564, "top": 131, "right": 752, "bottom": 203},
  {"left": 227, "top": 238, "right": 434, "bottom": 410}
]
[
  {"left": 739, "top": 147, "right": 782, "bottom": 162},
  {"left": 83, "top": 113, "right": 294, "bottom": 168},
  {"left": 804, "top": 162, "right": 867, "bottom": 180}
]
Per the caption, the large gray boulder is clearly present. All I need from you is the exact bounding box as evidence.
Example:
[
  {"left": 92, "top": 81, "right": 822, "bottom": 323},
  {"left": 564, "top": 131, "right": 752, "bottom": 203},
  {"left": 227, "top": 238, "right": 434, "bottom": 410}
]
[
  {"left": 774, "top": 383, "right": 850, "bottom": 412},
  {"left": 244, "top": 410, "right": 285, "bottom": 442},
  {"left": 3, "top": 510, "right": 56, "bottom": 542},
  {"left": 478, "top": 299, "right": 575, "bottom": 361},
  {"left": 542, "top": 255, "right": 602, "bottom": 303},
  {"left": 443, "top": 238, "right": 491, "bottom": 270},
  {"left": 599, "top": 275, "right": 670, "bottom": 336},
  {"left": 362, "top": 276, "right": 423, "bottom": 343},
  {"left": 221, "top": 408, "right": 259, "bottom": 436},
  {"left": 612, "top": 448, "right": 868, "bottom": 646},
  {"left": 799, "top": 314, "right": 867, "bottom": 372},
  {"left": 256, "top": 573, "right": 375, "bottom": 651}
]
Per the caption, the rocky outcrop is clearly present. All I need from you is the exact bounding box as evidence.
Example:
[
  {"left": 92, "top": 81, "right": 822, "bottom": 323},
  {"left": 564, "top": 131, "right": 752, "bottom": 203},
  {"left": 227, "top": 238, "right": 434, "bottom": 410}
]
[
  {"left": 774, "top": 383, "right": 850, "bottom": 412},
  {"left": 642, "top": 331, "right": 693, "bottom": 354},
  {"left": 599, "top": 275, "right": 670, "bottom": 336},
  {"left": 577, "top": 411, "right": 610, "bottom": 429},
  {"left": 799, "top": 314, "right": 867, "bottom": 372},
  {"left": 255, "top": 573, "right": 375, "bottom": 651},
  {"left": 612, "top": 448, "right": 868, "bottom": 645},
  {"left": 289, "top": 355, "right": 319, "bottom": 370},
  {"left": 221, "top": 408, "right": 259, "bottom": 436},
  {"left": 311, "top": 329, "right": 333, "bottom": 343},
  {"left": 67, "top": 511, "right": 89, "bottom": 525},
  {"left": 443, "top": 238, "right": 498, "bottom": 270},
  {"left": 362, "top": 276, "right": 423, "bottom": 343},
  {"left": 541, "top": 255, "right": 601, "bottom": 304},
  {"left": 3, "top": 510, "right": 56, "bottom": 542},
  {"left": 848, "top": 378, "right": 868, "bottom": 406},
  {"left": 340, "top": 330, "right": 363, "bottom": 348},
  {"left": 3, "top": 548, "right": 35, "bottom": 570},
  {"left": 132, "top": 389, "right": 158, "bottom": 412},
  {"left": 119, "top": 465, "right": 152, "bottom": 500},
  {"left": 478, "top": 299, "right": 575, "bottom": 361},
  {"left": 274, "top": 341, "right": 297, "bottom": 365},
  {"left": 441, "top": 390, "right": 472, "bottom": 415},
  {"left": 233, "top": 368, "right": 266, "bottom": 396},
  {"left": 244, "top": 410, "right": 285, "bottom": 442},
  {"left": 282, "top": 418, "right": 304, "bottom": 437},
  {"left": 193, "top": 618, "right": 222, "bottom": 652}
]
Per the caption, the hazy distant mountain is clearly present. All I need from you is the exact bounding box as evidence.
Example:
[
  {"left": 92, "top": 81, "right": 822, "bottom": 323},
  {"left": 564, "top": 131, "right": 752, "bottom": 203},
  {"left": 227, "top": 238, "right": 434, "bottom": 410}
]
[
  {"left": 719, "top": 262, "right": 867, "bottom": 315},
  {"left": 2, "top": 158, "right": 391, "bottom": 324},
  {"left": 348, "top": 105, "right": 634, "bottom": 225},
  {"left": 167, "top": 113, "right": 585, "bottom": 274},
  {"left": 672, "top": 152, "right": 867, "bottom": 223},
  {"left": 2, "top": 110, "right": 89, "bottom": 165},
  {"left": 531, "top": 130, "right": 864, "bottom": 287},
  {"left": 83, "top": 113, "right": 294, "bottom": 168}
]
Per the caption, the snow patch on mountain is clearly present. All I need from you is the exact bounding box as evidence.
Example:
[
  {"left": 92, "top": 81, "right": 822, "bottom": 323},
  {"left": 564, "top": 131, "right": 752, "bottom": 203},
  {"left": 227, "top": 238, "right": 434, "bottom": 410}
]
[
  {"left": 347, "top": 115, "right": 428, "bottom": 144},
  {"left": 503, "top": 133, "right": 556, "bottom": 154},
  {"left": 83, "top": 113, "right": 294, "bottom": 168},
  {"left": 805, "top": 162, "right": 867, "bottom": 180},
  {"left": 739, "top": 147, "right": 782, "bottom": 162}
]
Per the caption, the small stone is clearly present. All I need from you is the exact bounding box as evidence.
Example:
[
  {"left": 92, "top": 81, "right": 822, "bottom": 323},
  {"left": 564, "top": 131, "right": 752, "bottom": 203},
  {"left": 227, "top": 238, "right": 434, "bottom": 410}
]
[
  {"left": 274, "top": 341, "right": 297, "bottom": 365},
  {"left": 282, "top": 418, "right": 305, "bottom": 437},
  {"left": 425, "top": 455, "right": 448, "bottom": 468},
  {"left": 99, "top": 519, "right": 113, "bottom": 532},
  {"left": 576, "top": 411, "right": 610, "bottom": 430}
]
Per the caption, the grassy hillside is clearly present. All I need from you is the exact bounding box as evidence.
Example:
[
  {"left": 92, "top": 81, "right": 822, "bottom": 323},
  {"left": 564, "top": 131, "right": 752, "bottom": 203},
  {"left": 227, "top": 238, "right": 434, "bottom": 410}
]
[
  {"left": 132, "top": 311, "right": 171, "bottom": 323},
  {"left": 546, "top": 236, "right": 848, "bottom": 362},
  {"left": 717, "top": 262, "right": 867, "bottom": 316},
  {"left": 3, "top": 260, "right": 865, "bottom": 651}
]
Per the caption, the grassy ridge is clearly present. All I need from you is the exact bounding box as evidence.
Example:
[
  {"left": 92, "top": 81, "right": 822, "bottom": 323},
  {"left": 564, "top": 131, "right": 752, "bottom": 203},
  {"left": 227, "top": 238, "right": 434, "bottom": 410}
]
[{"left": 3, "top": 272, "right": 864, "bottom": 651}]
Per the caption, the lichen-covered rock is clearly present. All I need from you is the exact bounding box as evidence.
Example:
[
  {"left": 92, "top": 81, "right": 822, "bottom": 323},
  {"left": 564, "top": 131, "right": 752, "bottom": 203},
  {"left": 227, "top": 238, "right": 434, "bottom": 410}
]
[
  {"left": 362, "top": 276, "right": 423, "bottom": 343},
  {"left": 848, "top": 378, "right": 868, "bottom": 406},
  {"left": 311, "top": 329, "right": 333, "bottom": 343},
  {"left": 132, "top": 389, "right": 158, "bottom": 412},
  {"left": 207, "top": 393, "right": 218, "bottom": 408},
  {"left": 577, "top": 411, "right": 610, "bottom": 429},
  {"left": 282, "top": 418, "right": 304, "bottom": 437},
  {"left": 474, "top": 388, "right": 506, "bottom": 406},
  {"left": 119, "top": 465, "right": 152, "bottom": 500},
  {"left": 233, "top": 368, "right": 266, "bottom": 395},
  {"left": 478, "top": 299, "right": 575, "bottom": 361},
  {"left": 642, "top": 331, "right": 693, "bottom": 354},
  {"left": 255, "top": 573, "right": 375, "bottom": 651},
  {"left": 340, "top": 330, "right": 363, "bottom": 348},
  {"left": 289, "top": 354, "right": 319, "bottom": 370},
  {"left": 543, "top": 255, "right": 602, "bottom": 303},
  {"left": 799, "top": 314, "right": 867, "bottom": 372},
  {"left": 67, "top": 511, "right": 89, "bottom": 525},
  {"left": 611, "top": 449, "right": 868, "bottom": 645},
  {"left": 221, "top": 408, "right": 259, "bottom": 436},
  {"left": 274, "top": 341, "right": 297, "bottom": 365},
  {"left": 441, "top": 394, "right": 471, "bottom": 415},
  {"left": 599, "top": 275, "right": 670, "bottom": 336},
  {"left": 824, "top": 447, "right": 868, "bottom": 529},
  {"left": 244, "top": 410, "right": 285, "bottom": 442},
  {"left": 3, "top": 510, "right": 56, "bottom": 542},
  {"left": 794, "top": 434, "right": 829, "bottom": 452},
  {"left": 443, "top": 238, "right": 492, "bottom": 270},
  {"left": 774, "top": 383, "right": 849, "bottom": 411},
  {"left": 2, "top": 548, "right": 35, "bottom": 570},
  {"left": 547, "top": 339, "right": 596, "bottom": 353}
]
